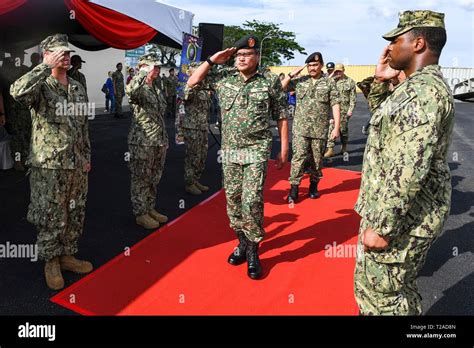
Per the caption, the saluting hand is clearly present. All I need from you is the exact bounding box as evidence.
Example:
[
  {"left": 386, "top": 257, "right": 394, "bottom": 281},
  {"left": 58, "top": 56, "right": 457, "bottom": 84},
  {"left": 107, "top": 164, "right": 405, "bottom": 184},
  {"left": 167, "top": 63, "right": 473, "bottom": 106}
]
[
  {"left": 211, "top": 48, "right": 237, "bottom": 65},
  {"left": 43, "top": 50, "right": 65, "bottom": 69},
  {"left": 375, "top": 46, "right": 402, "bottom": 83},
  {"left": 290, "top": 64, "right": 307, "bottom": 78}
]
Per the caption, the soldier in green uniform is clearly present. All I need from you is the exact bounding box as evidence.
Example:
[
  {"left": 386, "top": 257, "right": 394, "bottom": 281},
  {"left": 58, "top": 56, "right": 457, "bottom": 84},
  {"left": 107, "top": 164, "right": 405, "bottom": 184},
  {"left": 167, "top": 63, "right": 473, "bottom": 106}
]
[
  {"left": 126, "top": 52, "right": 169, "bottom": 230},
  {"left": 67, "top": 55, "right": 88, "bottom": 100},
  {"left": 324, "top": 63, "right": 356, "bottom": 157},
  {"left": 10, "top": 34, "right": 93, "bottom": 290},
  {"left": 1, "top": 49, "right": 31, "bottom": 171},
  {"left": 281, "top": 52, "right": 341, "bottom": 202},
  {"left": 179, "top": 62, "right": 212, "bottom": 196},
  {"left": 112, "top": 62, "right": 125, "bottom": 118},
  {"left": 187, "top": 35, "right": 289, "bottom": 280},
  {"left": 354, "top": 10, "right": 454, "bottom": 315},
  {"left": 165, "top": 68, "right": 178, "bottom": 118}
]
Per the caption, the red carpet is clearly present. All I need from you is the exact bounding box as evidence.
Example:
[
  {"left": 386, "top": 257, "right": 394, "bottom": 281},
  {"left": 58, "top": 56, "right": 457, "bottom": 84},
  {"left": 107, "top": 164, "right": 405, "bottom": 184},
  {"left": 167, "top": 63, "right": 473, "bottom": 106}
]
[{"left": 51, "top": 164, "right": 362, "bottom": 315}]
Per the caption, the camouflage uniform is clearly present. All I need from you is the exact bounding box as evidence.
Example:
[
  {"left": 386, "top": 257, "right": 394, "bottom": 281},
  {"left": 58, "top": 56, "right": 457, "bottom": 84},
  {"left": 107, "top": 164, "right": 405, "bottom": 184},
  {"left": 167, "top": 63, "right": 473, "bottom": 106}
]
[
  {"left": 10, "top": 54, "right": 90, "bottom": 262},
  {"left": 1, "top": 62, "right": 31, "bottom": 165},
  {"left": 165, "top": 74, "right": 178, "bottom": 117},
  {"left": 209, "top": 69, "right": 287, "bottom": 242},
  {"left": 126, "top": 64, "right": 168, "bottom": 217},
  {"left": 289, "top": 75, "right": 340, "bottom": 184},
  {"left": 326, "top": 74, "right": 356, "bottom": 149},
  {"left": 354, "top": 63, "right": 454, "bottom": 315},
  {"left": 67, "top": 68, "right": 88, "bottom": 100},
  {"left": 181, "top": 80, "right": 211, "bottom": 187},
  {"left": 112, "top": 69, "right": 125, "bottom": 116}
]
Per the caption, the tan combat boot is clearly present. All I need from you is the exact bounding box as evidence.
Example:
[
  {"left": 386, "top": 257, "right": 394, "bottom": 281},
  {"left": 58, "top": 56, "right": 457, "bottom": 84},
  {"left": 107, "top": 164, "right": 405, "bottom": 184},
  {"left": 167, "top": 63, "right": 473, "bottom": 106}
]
[
  {"left": 195, "top": 182, "right": 209, "bottom": 192},
  {"left": 324, "top": 147, "right": 335, "bottom": 158},
  {"left": 149, "top": 209, "right": 168, "bottom": 224},
  {"left": 59, "top": 255, "right": 93, "bottom": 274},
  {"left": 185, "top": 184, "right": 202, "bottom": 195},
  {"left": 136, "top": 214, "right": 160, "bottom": 229},
  {"left": 44, "top": 257, "right": 64, "bottom": 290}
]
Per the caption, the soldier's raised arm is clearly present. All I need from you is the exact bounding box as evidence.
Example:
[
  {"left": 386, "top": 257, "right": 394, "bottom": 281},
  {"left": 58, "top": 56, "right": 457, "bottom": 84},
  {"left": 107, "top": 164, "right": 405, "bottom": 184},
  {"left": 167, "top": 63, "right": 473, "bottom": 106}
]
[
  {"left": 187, "top": 48, "right": 237, "bottom": 88},
  {"left": 281, "top": 64, "right": 307, "bottom": 91},
  {"left": 368, "top": 46, "right": 402, "bottom": 111},
  {"left": 125, "top": 68, "right": 150, "bottom": 104},
  {"left": 10, "top": 50, "right": 64, "bottom": 107}
]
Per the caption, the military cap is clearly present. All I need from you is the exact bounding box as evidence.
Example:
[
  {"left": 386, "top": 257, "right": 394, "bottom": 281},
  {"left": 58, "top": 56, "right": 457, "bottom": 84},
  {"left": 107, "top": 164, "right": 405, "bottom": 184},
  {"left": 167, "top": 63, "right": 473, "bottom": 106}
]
[
  {"left": 334, "top": 63, "right": 345, "bottom": 72},
  {"left": 234, "top": 34, "right": 260, "bottom": 50},
  {"left": 138, "top": 52, "right": 161, "bottom": 66},
  {"left": 326, "top": 62, "right": 335, "bottom": 70},
  {"left": 305, "top": 52, "right": 323, "bottom": 64},
  {"left": 71, "top": 55, "right": 85, "bottom": 64},
  {"left": 40, "top": 34, "right": 75, "bottom": 52},
  {"left": 383, "top": 10, "right": 446, "bottom": 40}
]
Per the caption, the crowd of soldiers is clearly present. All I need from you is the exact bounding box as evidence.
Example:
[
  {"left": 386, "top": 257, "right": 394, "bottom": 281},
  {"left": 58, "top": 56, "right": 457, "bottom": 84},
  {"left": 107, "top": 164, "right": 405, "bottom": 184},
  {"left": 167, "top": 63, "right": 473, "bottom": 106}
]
[{"left": 2, "top": 9, "right": 455, "bottom": 316}]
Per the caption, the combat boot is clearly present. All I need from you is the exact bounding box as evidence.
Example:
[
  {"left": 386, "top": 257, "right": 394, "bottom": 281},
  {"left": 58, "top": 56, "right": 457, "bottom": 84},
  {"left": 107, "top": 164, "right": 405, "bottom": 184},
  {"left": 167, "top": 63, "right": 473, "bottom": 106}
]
[
  {"left": 227, "top": 231, "right": 248, "bottom": 266},
  {"left": 340, "top": 137, "right": 349, "bottom": 154},
  {"left": 340, "top": 144, "right": 348, "bottom": 154},
  {"left": 324, "top": 147, "right": 335, "bottom": 158},
  {"left": 59, "top": 255, "right": 93, "bottom": 274},
  {"left": 136, "top": 214, "right": 160, "bottom": 229},
  {"left": 309, "top": 180, "right": 320, "bottom": 199},
  {"left": 288, "top": 185, "right": 299, "bottom": 203},
  {"left": 195, "top": 182, "right": 209, "bottom": 192},
  {"left": 149, "top": 209, "right": 168, "bottom": 224},
  {"left": 186, "top": 184, "right": 202, "bottom": 195},
  {"left": 44, "top": 257, "right": 64, "bottom": 290},
  {"left": 246, "top": 241, "right": 262, "bottom": 280}
]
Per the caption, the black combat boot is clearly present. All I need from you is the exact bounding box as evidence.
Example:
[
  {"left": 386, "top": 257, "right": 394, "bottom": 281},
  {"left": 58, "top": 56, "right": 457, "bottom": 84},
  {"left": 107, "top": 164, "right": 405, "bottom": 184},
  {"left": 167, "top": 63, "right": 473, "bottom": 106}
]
[
  {"left": 309, "top": 180, "right": 320, "bottom": 199},
  {"left": 227, "top": 231, "right": 248, "bottom": 265},
  {"left": 246, "top": 241, "right": 262, "bottom": 280},
  {"left": 288, "top": 185, "right": 299, "bottom": 203}
]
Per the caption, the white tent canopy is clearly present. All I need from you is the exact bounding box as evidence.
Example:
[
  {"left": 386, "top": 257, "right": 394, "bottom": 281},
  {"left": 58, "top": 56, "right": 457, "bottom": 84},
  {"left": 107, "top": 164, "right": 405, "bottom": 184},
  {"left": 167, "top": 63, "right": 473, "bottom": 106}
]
[{"left": 90, "top": 0, "right": 194, "bottom": 45}]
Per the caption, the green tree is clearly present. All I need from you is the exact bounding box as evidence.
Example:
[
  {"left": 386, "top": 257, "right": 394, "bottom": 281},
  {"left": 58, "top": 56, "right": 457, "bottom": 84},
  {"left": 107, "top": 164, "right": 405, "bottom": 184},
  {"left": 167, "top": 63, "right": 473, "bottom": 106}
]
[{"left": 223, "top": 20, "right": 306, "bottom": 66}]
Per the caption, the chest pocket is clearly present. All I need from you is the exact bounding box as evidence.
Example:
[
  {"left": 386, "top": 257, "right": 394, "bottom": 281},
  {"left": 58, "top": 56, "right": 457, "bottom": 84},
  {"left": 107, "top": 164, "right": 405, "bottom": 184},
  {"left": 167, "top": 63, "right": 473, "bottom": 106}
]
[
  {"left": 367, "top": 111, "right": 384, "bottom": 150},
  {"left": 220, "top": 83, "right": 241, "bottom": 111},
  {"left": 315, "top": 85, "right": 330, "bottom": 103},
  {"left": 388, "top": 90, "right": 426, "bottom": 136},
  {"left": 249, "top": 87, "right": 270, "bottom": 114}
]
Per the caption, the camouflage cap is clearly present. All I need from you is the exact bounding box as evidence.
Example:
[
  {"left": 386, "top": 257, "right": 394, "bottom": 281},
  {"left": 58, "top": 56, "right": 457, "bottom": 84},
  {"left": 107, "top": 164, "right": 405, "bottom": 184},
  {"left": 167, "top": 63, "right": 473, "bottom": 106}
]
[
  {"left": 334, "top": 63, "right": 345, "bottom": 72},
  {"left": 40, "top": 34, "right": 75, "bottom": 52},
  {"left": 383, "top": 10, "right": 445, "bottom": 40},
  {"left": 138, "top": 52, "right": 161, "bottom": 66}
]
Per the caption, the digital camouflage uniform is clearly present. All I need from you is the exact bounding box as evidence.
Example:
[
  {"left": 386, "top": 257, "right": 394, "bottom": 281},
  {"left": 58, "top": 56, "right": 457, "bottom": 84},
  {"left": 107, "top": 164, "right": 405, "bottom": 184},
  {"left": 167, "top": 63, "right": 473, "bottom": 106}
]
[
  {"left": 1, "top": 63, "right": 31, "bottom": 165},
  {"left": 112, "top": 69, "right": 125, "bottom": 116},
  {"left": 126, "top": 60, "right": 168, "bottom": 217},
  {"left": 209, "top": 69, "right": 288, "bottom": 243},
  {"left": 67, "top": 68, "right": 88, "bottom": 100},
  {"left": 327, "top": 74, "right": 356, "bottom": 149},
  {"left": 289, "top": 75, "right": 340, "bottom": 184},
  {"left": 165, "top": 74, "right": 178, "bottom": 118},
  {"left": 10, "top": 56, "right": 90, "bottom": 261},
  {"left": 354, "top": 64, "right": 454, "bottom": 315},
  {"left": 181, "top": 78, "right": 212, "bottom": 187}
]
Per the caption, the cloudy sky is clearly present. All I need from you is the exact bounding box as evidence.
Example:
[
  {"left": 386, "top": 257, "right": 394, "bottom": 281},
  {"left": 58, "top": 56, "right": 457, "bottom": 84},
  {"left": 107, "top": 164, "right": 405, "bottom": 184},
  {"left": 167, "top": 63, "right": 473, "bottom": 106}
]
[{"left": 162, "top": 0, "right": 474, "bottom": 67}]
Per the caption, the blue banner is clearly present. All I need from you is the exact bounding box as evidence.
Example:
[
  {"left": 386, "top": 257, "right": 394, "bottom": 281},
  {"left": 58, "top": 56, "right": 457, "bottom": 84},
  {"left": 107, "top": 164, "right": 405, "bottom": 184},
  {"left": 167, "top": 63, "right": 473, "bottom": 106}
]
[{"left": 177, "top": 33, "right": 203, "bottom": 99}]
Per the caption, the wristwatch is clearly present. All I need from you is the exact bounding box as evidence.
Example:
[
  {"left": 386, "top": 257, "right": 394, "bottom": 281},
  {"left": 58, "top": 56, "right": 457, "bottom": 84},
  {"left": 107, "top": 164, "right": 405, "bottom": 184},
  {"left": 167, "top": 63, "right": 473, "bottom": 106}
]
[
  {"left": 288, "top": 72, "right": 294, "bottom": 79},
  {"left": 206, "top": 57, "right": 215, "bottom": 66}
]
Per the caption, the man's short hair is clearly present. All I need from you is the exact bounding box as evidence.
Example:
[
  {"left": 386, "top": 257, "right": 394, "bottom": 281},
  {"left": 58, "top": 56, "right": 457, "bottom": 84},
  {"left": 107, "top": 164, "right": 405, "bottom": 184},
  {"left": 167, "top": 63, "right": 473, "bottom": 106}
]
[
  {"left": 410, "top": 27, "right": 447, "bottom": 56},
  {"left": 169, "top": 68, "right": 175, "bottom": 72},
  {"left": 116, "top": 63, "right": 122, "bottom": 68}
]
